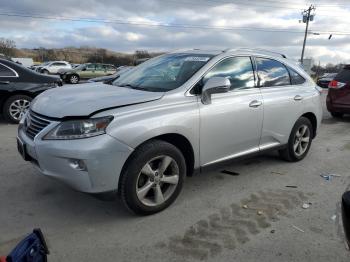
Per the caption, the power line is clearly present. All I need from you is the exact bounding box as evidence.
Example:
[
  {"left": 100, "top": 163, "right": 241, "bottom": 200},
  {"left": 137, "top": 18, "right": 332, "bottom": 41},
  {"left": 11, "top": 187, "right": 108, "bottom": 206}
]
[
  {"left": 164, "top": 0, "right": 350, "bottom": 11},
  {"left": 1, "top": 12, "right": 350, "bottom": 36}
]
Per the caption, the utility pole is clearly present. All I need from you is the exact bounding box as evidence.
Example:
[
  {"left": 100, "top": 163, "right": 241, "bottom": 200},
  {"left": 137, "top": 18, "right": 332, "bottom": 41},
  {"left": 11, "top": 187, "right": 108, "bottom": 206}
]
[{"left": 300, "top": 5, "right": 316, "bottom": 64}]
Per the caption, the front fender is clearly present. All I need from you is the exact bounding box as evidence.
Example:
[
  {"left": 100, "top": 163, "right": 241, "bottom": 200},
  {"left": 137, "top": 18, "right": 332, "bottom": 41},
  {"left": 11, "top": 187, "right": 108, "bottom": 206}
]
[{"left": 105, "top": 98, "right": 200, "bottom": 168}]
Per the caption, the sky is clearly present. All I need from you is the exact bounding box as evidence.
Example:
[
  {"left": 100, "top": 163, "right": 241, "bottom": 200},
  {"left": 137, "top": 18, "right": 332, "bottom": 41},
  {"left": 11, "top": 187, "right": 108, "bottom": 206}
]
[{"left": 1, "top": 0, "right": 350, "bottom": 64}]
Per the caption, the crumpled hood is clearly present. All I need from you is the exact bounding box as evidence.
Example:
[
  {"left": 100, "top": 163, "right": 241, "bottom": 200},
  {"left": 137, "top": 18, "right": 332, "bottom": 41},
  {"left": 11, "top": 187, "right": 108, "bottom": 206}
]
[{"left": 30, "top": 83, "right": 164, "bottom": 118}]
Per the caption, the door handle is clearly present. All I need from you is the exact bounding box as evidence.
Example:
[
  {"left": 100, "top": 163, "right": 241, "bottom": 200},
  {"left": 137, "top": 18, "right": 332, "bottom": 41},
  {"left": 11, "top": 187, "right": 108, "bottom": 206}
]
[
  {"left": 0, "top": 81, "right": 9, "bottom": 84},
  {"left": 294, "top": 95, "right": 303, "bottom": 101},
  {"left": 249, "top": 100, "right": 262, "bottom": 108}
]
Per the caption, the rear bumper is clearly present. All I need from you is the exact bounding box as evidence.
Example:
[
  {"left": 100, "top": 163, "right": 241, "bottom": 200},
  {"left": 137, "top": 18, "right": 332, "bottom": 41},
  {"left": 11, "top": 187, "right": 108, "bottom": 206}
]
[{"left": 327, "top": 96, "right": 350, "bottom": 113}]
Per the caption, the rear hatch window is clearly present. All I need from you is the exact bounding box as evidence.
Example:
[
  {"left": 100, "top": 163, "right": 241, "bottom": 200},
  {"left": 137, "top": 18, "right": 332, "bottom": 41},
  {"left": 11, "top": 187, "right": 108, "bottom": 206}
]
[{"left": 334, "top": 66, "right": 350, "bottom": 83}]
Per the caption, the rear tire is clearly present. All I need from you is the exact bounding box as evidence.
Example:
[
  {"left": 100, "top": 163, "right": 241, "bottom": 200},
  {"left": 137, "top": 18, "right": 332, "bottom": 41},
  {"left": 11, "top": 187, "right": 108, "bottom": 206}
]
[
  {"left": 279, "top": 117, "right": 313, "bottom": 162},
  {"left": 331, "top": 112, "right": 343, "bottom": 118},
  {"left": 120, "top": 140, "right": 186, "bottom": 215},
  {"left": 3, "top": 95, "right": 32, "bottom": 124}
]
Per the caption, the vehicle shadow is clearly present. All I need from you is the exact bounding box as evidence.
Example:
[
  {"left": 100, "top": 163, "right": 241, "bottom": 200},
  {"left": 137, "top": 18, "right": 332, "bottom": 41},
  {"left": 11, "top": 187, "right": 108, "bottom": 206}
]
[
  {"left": 13, "top": 151, "right": 283, "bottom": 224},
  {"left": 0, "top": 141, "right": 311, "bottom": 257},
  {"left": 322, "top": 115, "right": 350, "bottom": 125}
]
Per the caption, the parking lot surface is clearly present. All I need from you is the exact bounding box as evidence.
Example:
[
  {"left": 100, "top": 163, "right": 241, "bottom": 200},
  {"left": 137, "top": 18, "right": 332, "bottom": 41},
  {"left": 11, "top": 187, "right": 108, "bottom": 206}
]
[{"left": 0, "top": 93, "right": 349, "bottom": 261}]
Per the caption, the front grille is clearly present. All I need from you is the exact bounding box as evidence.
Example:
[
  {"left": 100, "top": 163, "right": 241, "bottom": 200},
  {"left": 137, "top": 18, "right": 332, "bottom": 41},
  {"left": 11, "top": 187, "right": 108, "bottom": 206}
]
[{"left": 25, "top": 111, "right": 51, "bottom": 140}]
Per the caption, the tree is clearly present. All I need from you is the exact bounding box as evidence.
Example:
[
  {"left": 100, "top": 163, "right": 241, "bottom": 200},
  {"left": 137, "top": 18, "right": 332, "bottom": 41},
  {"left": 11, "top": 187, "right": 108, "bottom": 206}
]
[
  {"left": 134, "top": 50, "right": 150, "bottom": 59},
  {"left": 0, "top": 38, "right": 16, "bottom": 57}
]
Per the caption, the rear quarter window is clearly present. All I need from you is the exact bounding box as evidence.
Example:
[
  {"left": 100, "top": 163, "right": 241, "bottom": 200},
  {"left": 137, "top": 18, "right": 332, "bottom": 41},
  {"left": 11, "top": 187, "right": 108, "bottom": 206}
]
[
  {"left": 288, "top": 67, "right": 306, "bottom": 85},
  {"left": 0, "top": 64, "right": 16, "bottom": 77}
]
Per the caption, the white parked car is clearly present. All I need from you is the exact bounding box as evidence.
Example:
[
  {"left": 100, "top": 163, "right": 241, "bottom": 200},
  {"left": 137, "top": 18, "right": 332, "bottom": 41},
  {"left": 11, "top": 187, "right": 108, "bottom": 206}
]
[{"left": 36, "top": 61, "right": 71, "bottom": 74}]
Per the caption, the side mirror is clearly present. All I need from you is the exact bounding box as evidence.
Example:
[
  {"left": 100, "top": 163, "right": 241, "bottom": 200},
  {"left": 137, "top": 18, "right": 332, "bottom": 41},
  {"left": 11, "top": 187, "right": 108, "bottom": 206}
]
[
  {"left": 82, "top": 68, "right": 86, "bottom": 71},
  {"left": 201, "top": 77, "right": 230, "bottom": 105}
]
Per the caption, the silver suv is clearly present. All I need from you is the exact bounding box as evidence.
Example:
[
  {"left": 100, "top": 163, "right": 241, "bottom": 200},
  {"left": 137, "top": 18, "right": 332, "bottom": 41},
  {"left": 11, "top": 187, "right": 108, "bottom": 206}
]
[{"left": 17, "top": 49, "right": 322, "bottom": 215}]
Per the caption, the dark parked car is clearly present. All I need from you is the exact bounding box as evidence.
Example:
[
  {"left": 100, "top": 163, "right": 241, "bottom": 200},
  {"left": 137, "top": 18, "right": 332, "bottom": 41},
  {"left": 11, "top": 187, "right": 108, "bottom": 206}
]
[
  {"left": 317, "top": 73, "right": 337, "bottom": 88},
  {"left": 0, "top": 58, "right": 62, "bottom": 123},
  {"left": 326, "top": 65, "right": 350, "bottom": 118},
  {"left": 87, "top": 66, "right": 133, "bottom": 84},
  {"left": 342, "top": 191, "right": 350, "bottom": 249}
]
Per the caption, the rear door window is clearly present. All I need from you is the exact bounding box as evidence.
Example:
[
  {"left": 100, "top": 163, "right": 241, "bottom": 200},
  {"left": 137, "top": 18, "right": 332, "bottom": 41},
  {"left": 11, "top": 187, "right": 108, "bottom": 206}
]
[
  {"left": 256, "top": 57, "right": 291, "bottom": 87},
  {"left": 0, "top": 64, "right": 16, "bottom": 77}
]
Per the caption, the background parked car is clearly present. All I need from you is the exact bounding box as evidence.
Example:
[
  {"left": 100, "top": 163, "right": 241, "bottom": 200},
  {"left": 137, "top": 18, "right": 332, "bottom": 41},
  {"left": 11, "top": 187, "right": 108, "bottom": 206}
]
[
  {"left": 0, "top": 58, "right": 62, "bottom": 123},
  {"left": 58, "top": 63, "right": 117, "bottom": 84},
  {"left": 36, "top": 61, "right": 71, "bottom": 74},
  {"left": 87, "top": 66, "right": 133, "bottom": 84},
  {"left": 317, "top": 73, "right": 337, "bottom": 88},
  {"left": 326, "top": 65, "right": 350, "bottom": 118}
]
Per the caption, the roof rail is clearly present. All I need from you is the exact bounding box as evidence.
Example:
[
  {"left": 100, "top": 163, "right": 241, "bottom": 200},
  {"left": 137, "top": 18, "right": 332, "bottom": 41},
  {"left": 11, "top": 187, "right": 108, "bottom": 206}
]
[{"left": 224, "top": 48, "right": 287, "bottom": 59}]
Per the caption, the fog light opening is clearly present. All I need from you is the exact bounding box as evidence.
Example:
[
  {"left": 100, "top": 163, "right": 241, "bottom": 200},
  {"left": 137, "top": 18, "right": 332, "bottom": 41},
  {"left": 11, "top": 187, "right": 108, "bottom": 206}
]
[{"left": 69, "top": 159, "right": 87, "bottom": 171}]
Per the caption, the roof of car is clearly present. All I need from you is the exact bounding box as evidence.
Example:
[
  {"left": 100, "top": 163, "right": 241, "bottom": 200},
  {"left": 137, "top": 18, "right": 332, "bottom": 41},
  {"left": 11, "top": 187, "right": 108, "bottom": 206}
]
[{"left": 171, "top": 48, "right": 288, "bottom": 59}]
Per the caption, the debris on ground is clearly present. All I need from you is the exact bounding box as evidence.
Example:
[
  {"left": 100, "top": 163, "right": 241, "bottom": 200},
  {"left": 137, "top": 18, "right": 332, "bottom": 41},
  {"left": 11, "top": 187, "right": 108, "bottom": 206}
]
[
  {"left": 320, "top": 173, "right": 341, "bottom": 181},
  {"left": 292, "top": 225, "right": 305, "bottom": 233},
  {"left": 271, "top": 171, "right": 285, "bottom": 175},
  {"left": 242, "top": 204, "right": 248, "bottom": 209},
  {"left": 302, "top": 203, "right": 310, "bottom": 209},
  {"left": 331, "top": 214, "right": 337, "bottom": 221},
  {"left": 270, "top": 229, "right": 275, "bottom": 234},
  {"left": 285, "top": 185, "right": 298, "bottom": 188},
  {"left": 257, "top": 210, "right": 263, "bottom": 215}
]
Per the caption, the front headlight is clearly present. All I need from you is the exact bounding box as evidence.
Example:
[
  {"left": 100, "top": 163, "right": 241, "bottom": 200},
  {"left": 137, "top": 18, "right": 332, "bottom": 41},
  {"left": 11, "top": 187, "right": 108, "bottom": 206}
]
[{"left": 43, "top": 116, "right": 113, "bottom": 140}]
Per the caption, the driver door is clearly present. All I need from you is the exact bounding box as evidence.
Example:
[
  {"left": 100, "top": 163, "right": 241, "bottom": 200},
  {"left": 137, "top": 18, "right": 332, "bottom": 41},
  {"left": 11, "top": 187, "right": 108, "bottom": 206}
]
[
  {"left": 199, "top": 56, "right": 264, "bottom": 166},
  {"left": 80, "top": 64, "right": 96, "bottom": 79}
]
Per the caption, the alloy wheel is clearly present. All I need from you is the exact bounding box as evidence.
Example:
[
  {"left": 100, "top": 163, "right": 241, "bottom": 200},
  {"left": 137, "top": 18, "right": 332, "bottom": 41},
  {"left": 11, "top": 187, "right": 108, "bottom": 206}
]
[
  {"left": 293, "top": 124, "right": 310, "bottom": 157},
  {"left": 70, "top": 75, "right": 79, "bottom": 84},
  {"left": 9, "top": 99, "right": 30, "bottom": 121},
  {"left": 136, "top": 155, "right": 179, "bottom": 207}
]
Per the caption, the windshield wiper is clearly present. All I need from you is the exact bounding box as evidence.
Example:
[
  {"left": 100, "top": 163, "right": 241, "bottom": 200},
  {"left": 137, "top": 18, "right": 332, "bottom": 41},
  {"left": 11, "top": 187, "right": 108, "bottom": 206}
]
[
  {"left": 118, "top": 83, "right": 154, "bottom": 91},
  {"left": 117, "top": 83, "right": 140, "bottom": 89}
]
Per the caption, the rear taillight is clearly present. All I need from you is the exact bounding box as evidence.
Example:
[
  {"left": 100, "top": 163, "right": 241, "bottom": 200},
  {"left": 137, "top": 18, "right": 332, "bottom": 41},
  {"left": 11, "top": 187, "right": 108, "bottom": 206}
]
[{"left": 329, "top": 80, "right": 346, "bottom": 89}]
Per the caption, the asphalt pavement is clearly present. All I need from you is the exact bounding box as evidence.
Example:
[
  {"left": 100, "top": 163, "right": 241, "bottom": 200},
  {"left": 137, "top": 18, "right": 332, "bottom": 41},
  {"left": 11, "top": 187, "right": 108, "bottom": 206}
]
[{"left": 0, "top": 92, "right": 349, "bottom": 261}]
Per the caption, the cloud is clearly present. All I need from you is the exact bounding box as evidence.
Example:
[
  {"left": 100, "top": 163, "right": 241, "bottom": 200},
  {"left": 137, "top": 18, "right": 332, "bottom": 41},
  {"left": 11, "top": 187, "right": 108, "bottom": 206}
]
[{"left": 1, "top": 0, "right": 350, "bottom": 64}]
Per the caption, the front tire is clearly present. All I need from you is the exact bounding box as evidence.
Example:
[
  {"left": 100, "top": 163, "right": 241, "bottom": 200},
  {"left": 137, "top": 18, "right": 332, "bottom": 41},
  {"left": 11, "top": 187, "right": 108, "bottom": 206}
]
[
  {"left": 120, "top": 140, "right": 186, "bottom": 215},
  {"left": 68, "top": 74, "right": 80, "bottom": 84},
  {"left": 3, "top": 95, "right": 32, "bottom": 124},
  {"left": 279, "top": 117, "right": 313, "bottom": 162}
]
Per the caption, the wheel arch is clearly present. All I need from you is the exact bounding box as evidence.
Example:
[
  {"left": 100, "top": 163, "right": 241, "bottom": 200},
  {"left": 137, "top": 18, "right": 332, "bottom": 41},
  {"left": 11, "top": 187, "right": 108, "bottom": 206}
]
[
  {"left": 301, "top": 112, "right": 317, "bottom": 138},
  {"left": 118, "top": 133, "right": 195, "bottom": 193}
]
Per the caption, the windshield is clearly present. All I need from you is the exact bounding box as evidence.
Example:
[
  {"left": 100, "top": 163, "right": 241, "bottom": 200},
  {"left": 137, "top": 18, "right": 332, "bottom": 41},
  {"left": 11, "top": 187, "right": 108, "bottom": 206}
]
[
  {"left": 75, "top": 64, "right": 86, "bottom": 70},
  {"left": 113, "top": 53, "right": 213, "bottom": 92}
]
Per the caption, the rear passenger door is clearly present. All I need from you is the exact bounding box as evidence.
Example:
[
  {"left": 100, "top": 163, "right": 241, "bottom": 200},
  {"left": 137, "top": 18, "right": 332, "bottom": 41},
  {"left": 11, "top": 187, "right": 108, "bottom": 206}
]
[
  {"left": 0, "top": 62, "right": 18, "bottom": 94},
  {"left": 256, "top": 57, "right": 305, "bottom": 149},
  {"left": 94, "top": 64, "right": 106, "bottom": 77}
]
